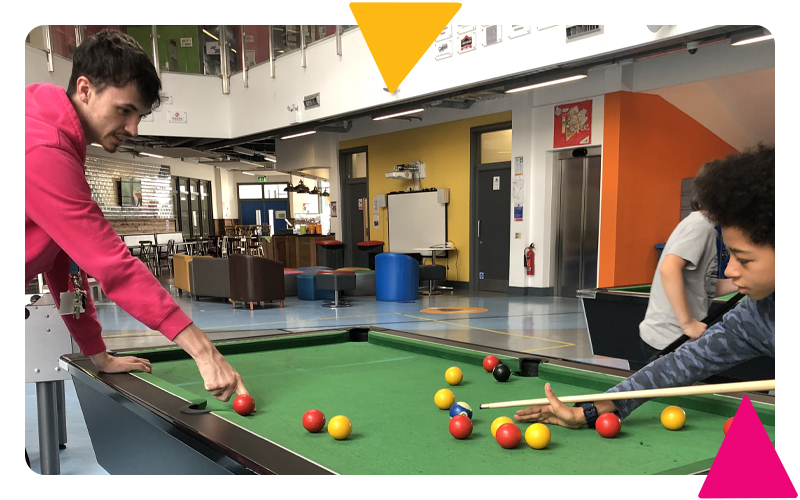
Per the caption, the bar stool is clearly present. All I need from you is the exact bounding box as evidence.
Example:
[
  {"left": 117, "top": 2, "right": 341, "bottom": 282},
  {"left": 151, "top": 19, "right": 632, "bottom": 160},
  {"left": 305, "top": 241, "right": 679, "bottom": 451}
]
[
  {"left": 316, "top": 272, "right": 357, "bottom": 308},
  {"left": 139, "top": 241, "right": 158, "bottom": 275}
]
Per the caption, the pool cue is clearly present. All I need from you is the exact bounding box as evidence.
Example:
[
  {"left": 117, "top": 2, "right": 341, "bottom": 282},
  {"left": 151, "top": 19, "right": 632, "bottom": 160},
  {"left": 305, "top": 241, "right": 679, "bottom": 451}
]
[
  {"left": 648, "top": 292, "right": 746, "bottom": 362},
  {"left": 478, "top": 379, "right": 774, "bottom": 410}
]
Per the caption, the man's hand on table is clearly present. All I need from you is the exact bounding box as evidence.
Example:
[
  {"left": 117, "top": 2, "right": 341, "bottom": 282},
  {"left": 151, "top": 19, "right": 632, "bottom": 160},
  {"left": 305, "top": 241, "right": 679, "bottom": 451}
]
[
  {"left": 89, "top": 350, "right": 152, "bottom": 374},
  {"left": 174, "top": 323, "right": 248, "bottom": 402}
]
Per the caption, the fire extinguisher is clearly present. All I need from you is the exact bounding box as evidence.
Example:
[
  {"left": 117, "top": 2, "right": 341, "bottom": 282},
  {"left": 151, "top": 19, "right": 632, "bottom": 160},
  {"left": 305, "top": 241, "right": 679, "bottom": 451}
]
[{"left": 524, "top": 244, "right": 535, "bottom": 276}]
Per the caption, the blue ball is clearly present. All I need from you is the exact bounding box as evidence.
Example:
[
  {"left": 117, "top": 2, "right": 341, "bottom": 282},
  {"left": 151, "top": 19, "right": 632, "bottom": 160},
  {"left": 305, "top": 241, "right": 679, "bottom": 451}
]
[{"left": 449, "top": 402, "right": 473, "bottom": 420}]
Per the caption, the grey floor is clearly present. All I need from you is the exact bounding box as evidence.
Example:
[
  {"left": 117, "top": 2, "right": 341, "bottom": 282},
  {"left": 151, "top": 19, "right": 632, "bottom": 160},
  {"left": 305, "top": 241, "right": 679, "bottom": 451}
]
[{"left": 25, "top": 276, "right": 629, "bottom": 475}]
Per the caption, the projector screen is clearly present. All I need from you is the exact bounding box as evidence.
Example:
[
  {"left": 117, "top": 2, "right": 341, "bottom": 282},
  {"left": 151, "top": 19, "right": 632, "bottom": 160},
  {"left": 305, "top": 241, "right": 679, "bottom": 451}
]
[{"left": 387, "top": 191, "right": 447, "bottom": 254}]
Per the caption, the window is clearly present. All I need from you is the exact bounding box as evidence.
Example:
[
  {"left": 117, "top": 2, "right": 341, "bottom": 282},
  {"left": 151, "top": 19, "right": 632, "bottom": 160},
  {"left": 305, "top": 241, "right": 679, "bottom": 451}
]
[
  {"left": 481, "top": 129, "right": 512, "bottom": 164},
  {"left": 264, "top": 183, "right": 289, "bottom": 199},
  {"left": 238, "top": 184, "right": 264, "bottom": 199},
  {"left": 173, "top": 177, "right": 212, "bottom": 238}
]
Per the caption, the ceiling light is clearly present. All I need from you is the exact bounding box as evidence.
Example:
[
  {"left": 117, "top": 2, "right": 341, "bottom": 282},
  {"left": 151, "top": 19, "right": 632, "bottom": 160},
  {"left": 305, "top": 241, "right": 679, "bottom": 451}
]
[
  {"left": 241, "top": 171, "right": 255, "bottom": 176},
  {"left": 373, "top": 108, "right": 425, "bottom": 121},
  {"left": 321, "top": 189, "right": 330, "bottom": 197},
  {"left": 138, "top": 152, "right": 164, "bottom": 159},
  {"left": 203, "top": 29, "right": 219, "bottom": 41},
  {"left": 281, "top": 131, "right": 317, "bottom": 140},
  {"left": 505, "top": 74, "right": 587, "bottom": 93},
  {"left": 309, "top": 185, "right": 320, "bottom": 195},
  {"left": 731, "top": 28, "right": 773, "bottom": 46},
  {"left": 263, "top": 154, "right": 277, "bottom": 163},
  {"left": 231, "top": 48, "right": 237, "bottom": 53},
  {"left": 284, "top": 182, "right": 296, "bottom": 192},
  {"left": 295, "top": 180, "right": 310, "bottom": 193}
]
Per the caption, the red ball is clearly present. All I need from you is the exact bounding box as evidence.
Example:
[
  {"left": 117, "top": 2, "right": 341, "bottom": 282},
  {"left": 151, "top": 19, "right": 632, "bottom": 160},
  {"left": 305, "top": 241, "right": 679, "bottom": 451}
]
[
  {"left": 483, "top": 355, "right": 500, "bottom": 372},
  {"left": 233, "top": 394, "right": 255, "bottom": 416},
  {"left": 303, "top": 409, "right": 326, "bottom": 433},
  {"left": 495, "top": 423, "right": 522, "bottom": 449},
  {"left": 449, "top": 415, "right": 473, "bottom": 439},
  {"left": 596, "top": 413, "right": 621, "bottom": 438},
  {"left": 723, "top": 417, "right": 734, "bottom": 435}
]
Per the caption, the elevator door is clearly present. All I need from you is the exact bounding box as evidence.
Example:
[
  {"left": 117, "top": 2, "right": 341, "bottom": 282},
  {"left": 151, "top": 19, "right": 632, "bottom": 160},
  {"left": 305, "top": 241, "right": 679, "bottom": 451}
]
[{"left": 555, "top": 155, "right": 601, "bottom": 297}]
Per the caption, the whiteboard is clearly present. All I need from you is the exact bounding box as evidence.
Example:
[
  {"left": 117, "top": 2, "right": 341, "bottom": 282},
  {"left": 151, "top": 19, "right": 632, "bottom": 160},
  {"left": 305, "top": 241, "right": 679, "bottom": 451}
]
[{"left": 387, "top": 191, "right": 447, "bottom": 254}]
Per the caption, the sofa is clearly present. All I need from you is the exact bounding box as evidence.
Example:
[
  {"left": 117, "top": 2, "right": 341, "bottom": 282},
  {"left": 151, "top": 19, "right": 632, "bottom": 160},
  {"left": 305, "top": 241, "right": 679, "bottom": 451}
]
[{"left": 189, "top": 258, "right": 231, "bottom": 301}]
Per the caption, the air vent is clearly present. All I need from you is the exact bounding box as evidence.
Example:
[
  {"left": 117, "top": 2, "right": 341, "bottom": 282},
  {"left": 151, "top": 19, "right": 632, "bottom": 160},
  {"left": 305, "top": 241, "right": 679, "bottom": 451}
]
[{"left": 566, "top": 25, "right": 603, "bottom": 42}]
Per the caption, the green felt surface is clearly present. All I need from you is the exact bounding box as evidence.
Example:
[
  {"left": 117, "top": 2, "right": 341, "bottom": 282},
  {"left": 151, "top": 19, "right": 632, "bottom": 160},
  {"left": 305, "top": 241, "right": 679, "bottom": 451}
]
[
  {"left": 608, "top": 285, "right": 743, "bottom": 303},
  {"left": 133, "top": 333, "right": 775, "bottom": 475}
]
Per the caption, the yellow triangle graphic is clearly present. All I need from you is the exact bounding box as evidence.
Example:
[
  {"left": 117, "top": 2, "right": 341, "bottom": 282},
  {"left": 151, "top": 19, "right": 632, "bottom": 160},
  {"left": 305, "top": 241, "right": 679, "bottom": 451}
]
[{"left": 350, "top": 2, "right": 462, "bottom": 93}]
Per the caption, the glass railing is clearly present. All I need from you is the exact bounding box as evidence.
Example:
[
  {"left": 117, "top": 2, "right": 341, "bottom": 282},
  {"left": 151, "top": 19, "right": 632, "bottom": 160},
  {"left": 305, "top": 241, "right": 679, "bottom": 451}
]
[{"left": 27, "top": 25, "right": 359, "bottom": 77}]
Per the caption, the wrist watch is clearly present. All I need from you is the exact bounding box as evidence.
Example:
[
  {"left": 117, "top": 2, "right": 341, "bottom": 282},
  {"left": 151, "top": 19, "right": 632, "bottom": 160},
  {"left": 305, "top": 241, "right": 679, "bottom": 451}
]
[
  {"left": 574, "top": 402, "right": 622, "bottom": 429},
  {"left": 573, "top": 402, "right": 599, "bottom": 428}
]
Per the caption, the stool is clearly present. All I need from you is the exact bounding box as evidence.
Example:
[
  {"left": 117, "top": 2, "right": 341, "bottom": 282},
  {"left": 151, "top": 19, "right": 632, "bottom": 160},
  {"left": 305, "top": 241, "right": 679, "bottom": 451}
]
[
  {"left": 375, "top": 253, "right": 419, "bottom": 302},
  {"left": 316, "top": 273, "right": 357, "bottom": 308},
  {"left": 297, "top": 274, "right": 335, "bottom": 301},
  {"left": 356, "top": 241, "right": 384, "bottom": 270},
  {"left": 316, "top": 240, "right": 345, "bottom": 269},
  {"left": 343, "top": 270, "right": 376, "bottom": 296},
  {"left": 284, "top": 269, "right": 304, "bottom": 297},
  {"left": 419, "top": 265, "right": 447, "bottom": 295},
  {"left": 299, "top": 266, "right": 333, "bottom": 275}
]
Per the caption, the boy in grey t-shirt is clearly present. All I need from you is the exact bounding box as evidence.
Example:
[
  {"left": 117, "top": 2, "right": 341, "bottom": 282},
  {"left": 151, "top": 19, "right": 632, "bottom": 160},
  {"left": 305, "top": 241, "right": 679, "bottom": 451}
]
[{"left": 639, "top": 211, "right": 724, "bottom": 352}]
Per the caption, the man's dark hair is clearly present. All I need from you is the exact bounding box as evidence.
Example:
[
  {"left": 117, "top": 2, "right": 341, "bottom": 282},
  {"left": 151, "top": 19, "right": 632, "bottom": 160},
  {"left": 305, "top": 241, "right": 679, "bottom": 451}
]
[
  {"left": 66, "top": 29, "right": 161, "bottom": 109},
  {"left": 693, "top": 144, "right": 774, "bottom": 247}
]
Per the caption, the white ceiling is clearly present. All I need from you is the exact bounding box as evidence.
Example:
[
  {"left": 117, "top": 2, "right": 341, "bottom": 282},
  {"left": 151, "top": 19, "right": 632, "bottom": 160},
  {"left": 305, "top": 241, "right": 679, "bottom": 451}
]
[{"left": 644, "top": 68, "right": 775, "bottom": 152}]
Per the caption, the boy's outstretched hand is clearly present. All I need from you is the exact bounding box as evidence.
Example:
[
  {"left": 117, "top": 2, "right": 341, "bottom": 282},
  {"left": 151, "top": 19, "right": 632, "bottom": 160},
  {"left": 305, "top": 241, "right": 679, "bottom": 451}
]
[{"left": 513, "top": 382, "right": 586, "bottom": 429}]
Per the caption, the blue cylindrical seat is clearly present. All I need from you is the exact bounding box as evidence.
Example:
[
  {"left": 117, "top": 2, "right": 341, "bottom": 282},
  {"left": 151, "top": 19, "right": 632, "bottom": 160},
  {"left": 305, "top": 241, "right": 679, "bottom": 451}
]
[{"left": 375, "top": 253, "right": 419, "bottom": 302}]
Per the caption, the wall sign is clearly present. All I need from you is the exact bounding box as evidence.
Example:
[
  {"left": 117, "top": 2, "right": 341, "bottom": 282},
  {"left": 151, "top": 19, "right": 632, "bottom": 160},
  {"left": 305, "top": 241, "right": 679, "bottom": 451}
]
[
  {"left": 180, "top": 38, "right": 193, "bottom": 47},
  {"left": 457, "top": 25, "right": 476, "bottom": 34},
  {"left": 169, "top": 111, "right": 188, "bottom": 124},
  {"left": 257, "top": 176, "right": 266, "bottom": 182},
  {"left": 553, "top": 100, "right": 592, "bottom": 148},
  {"left": 303, "top": 93, "right": 321, "bottom": 110},
  {"left": 435, "top": 39, "right": 453, "bottom": 60},
  {"left": 481, "top": 25, "right": 502, "bottom": 46},
  {"left": 458, "top": 32, "right": 476, "bottom": 54},
  {"left": 206, "top": 42, "right": 220, "bottom": 55},
  {"left": 493, "top": 176, "right": 500, "bottom": 190},
  {"left": 509, "top": 25, "right": 531, "bottom": 38},
  {"left": 436, "top": 25, "right": 451, "bottom": 42}
]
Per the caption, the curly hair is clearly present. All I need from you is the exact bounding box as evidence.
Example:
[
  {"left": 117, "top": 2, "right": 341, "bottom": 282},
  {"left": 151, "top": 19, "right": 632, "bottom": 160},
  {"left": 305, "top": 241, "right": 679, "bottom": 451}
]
[
  {"left": 66, "top": 29, "right": 161, "bottom": 110},
  {"left": 692, "top": 144, "right": 774, "bottom": 247}
]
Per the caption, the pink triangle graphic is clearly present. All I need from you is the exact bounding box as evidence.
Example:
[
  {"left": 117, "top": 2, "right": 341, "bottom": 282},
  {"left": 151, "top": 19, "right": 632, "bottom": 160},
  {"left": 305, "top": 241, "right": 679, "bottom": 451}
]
[{"left": 700, "top": 397, "right": 796, "bottom": 498}]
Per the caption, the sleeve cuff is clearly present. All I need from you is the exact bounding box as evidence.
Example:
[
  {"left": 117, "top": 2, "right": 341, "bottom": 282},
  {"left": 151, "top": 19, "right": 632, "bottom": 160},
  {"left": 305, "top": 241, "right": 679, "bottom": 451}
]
[{"left": 155, "top": 307, "right": 194, "bottom": 341}]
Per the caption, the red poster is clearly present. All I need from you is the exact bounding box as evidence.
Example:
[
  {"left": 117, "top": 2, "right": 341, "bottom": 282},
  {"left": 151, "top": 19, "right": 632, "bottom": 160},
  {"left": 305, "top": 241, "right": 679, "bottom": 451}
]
[{"left": 553, "top": 100, "right": 592, "bottom": 148}]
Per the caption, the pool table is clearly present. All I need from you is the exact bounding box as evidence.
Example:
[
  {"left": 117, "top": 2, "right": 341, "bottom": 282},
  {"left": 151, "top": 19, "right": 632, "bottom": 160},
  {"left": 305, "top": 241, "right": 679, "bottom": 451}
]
[
  {"left": 578, "top": 285, "right": 775, "bottom": 382},
  {"left": 60, "top": 328, "right": 775, "bottom": 475}
]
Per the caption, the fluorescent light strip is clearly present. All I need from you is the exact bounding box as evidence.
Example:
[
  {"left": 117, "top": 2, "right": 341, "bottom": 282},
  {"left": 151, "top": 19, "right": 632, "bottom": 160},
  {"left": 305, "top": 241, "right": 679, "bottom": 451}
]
[
  {"left": 263, "top": 156, "right": 277, "bottom": 163},
  {"left": 203, "top": 29, "right": 219, "bottom": 41},
  {"left": 281, "top": 131, "right": 317, "bottom": 140},
  {"left": 373, "top": 108, "right": 425, "bottom": 121},
  {"left": 139, "top": 152, "right": 164, "bottom": 159},
  {"left": 241, "top": 172, "right": 255, "bottom": 176},
  {"left": 731, "top": 34, "right": 774, "bottom": 46},
  {"left": 505, "top": 74, "right": 587, "bottom": 93}
]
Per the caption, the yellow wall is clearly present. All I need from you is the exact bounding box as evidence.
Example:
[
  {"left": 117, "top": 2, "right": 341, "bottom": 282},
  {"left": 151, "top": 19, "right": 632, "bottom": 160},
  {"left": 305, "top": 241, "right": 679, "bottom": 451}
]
[{"left": 340, "top": 111, "right": 512, "bottom": 283}]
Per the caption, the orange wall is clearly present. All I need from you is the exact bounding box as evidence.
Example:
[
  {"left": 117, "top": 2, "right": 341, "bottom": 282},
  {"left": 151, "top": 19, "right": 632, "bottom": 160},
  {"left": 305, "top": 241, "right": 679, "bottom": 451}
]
[{"left": 598, "top": 92, "right": 737, "bottom": 287}]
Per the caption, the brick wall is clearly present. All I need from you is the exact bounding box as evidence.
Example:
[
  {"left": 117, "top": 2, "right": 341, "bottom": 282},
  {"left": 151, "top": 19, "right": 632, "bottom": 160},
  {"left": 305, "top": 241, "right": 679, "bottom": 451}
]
[
  {"left": 110, "top": 218, "right": 178, "bottom": 235},
  {"left": 85, "top": 155, "right": 174, "bottom": 220}
]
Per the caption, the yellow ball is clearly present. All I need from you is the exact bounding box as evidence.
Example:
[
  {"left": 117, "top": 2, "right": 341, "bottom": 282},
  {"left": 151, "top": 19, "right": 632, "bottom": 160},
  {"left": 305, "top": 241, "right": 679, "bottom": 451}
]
[
  {"left": 445, "top": 366, "right": 463, "bottom": 386},
  {"left": 661, "top": 406, "right": 686, "bottom": 431},
  {"left": 328, "top": 415, "right": 352, "bottom": 440},
  {"left": 491, "top": 416, "right": 515, "bottom": 437},
  {"left": 525, "top": 423, "right": 551, "bottom": 449},
  {"left": 434, "top": 389, "right": 456, "bottom": 410}
]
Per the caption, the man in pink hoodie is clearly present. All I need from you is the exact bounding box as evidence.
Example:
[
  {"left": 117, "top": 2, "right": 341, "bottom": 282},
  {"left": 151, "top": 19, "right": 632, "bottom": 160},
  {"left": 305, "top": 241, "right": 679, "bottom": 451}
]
[{"left": 26, "top": 30, "right": 247, "bottom": 402}]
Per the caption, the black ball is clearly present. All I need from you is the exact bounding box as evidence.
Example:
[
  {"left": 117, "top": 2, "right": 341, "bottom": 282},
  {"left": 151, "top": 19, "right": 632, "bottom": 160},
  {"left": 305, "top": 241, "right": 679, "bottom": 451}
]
[{"left": 493, "top": 363, "right": 511, "bottom": 382}]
